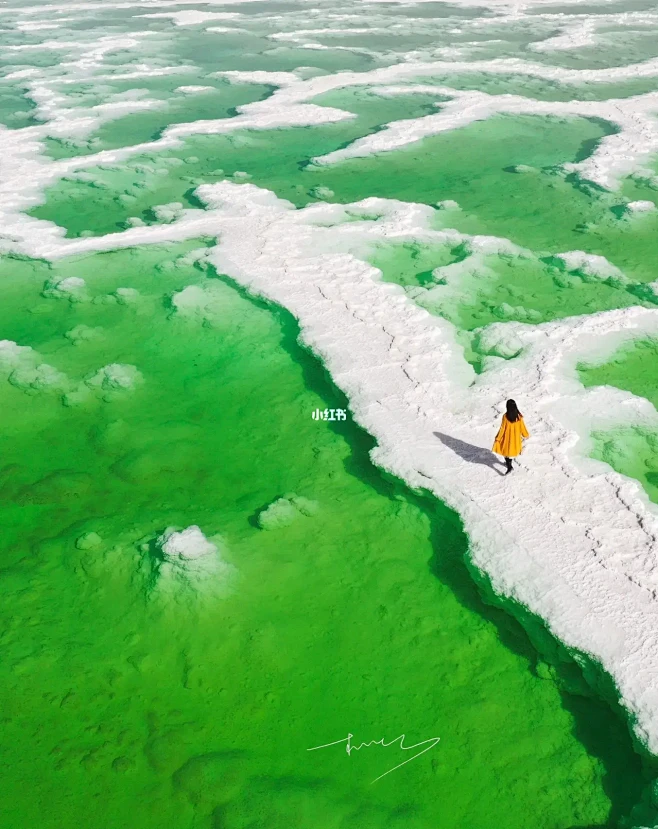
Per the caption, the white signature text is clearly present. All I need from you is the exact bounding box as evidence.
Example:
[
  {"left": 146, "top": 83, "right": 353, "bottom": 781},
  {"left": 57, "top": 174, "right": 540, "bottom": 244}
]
[{"left": 307, "top": 732, "right": 440, "bottom": 783}]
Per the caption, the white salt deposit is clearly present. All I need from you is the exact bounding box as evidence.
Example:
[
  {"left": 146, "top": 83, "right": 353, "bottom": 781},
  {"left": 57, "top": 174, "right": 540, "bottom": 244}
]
[
  {"left": 65, "top": 324, "right": 103, "bottom": 344},
  {"left": 627, "top": 200, "right": 657, "bottom": 213},
  {"left": 149, "top": 525, "right": 236, "bottom": 597},
  {"left": 9, "top": 362, "right": 69, "bottom": 393},
  {"left": 84, "top": 363, "right": 143, "bottom": 392},
  {"left": 159, "top": 525, "right": 217, "bottom": 560},
  {"left": 138, "top": 11, "right": 243, "bottom": 26},
  {"left": 0, "top": 339, "right": 70, "bottom": 393},
  {"left": 113, "top": 287, "right": 140, "bottom": 304},
  {"left": 151, "top": 202, "right": 185, "bottom": 223},
  {"left": 0, "top": 340, "right": 35, "bottom": 372},
  {"left": 257, "top": 494, "right": 319, "bottom": 530},
  {"left": 554, "top": 251, "right": 627, "bottom": 282},
  {"left": 170, "top": 282, "right": 225, "bottom": 321},
  {"left": 176, "top": 85, "right": 215, "bottom": 94},
  {"left": 42, "top": 275, "right": 88, "bottom": 301}
]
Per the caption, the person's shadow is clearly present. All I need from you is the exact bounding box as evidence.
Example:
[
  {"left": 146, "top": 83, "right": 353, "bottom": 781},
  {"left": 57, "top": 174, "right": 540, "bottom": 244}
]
[{"left": 434, "top": 432, "right": 506, "bottom": 476}]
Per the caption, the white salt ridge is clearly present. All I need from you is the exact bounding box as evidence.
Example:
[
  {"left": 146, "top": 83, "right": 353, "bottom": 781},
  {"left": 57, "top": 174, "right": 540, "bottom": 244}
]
[
  {"left": 311, "top": 86, "right": 658, "bottom": 190},
  {"left": 530, "top": 20, "right": 597, "bottom": 52},
  {"left": 7, "top": 32, "right": 658, "bottom": 200},
  {"left": 206, "top": 26, "right": 249, "bottom": 34},
  {"left": 554, "top": 251, "right": 627, "bottom": 282},
  {"left": 21, "top": 182, "right": 658, "bottom": 758}
]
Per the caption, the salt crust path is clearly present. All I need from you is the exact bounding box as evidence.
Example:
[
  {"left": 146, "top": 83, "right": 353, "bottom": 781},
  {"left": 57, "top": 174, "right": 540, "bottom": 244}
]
[{"left": 12, "top": 183, "right": 658, "bottom": 754}]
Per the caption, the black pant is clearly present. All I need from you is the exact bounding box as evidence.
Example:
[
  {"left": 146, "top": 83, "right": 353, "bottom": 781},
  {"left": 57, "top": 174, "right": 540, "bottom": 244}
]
[{"left": 504, "top": 457, "right": 513, "bottom": 472}]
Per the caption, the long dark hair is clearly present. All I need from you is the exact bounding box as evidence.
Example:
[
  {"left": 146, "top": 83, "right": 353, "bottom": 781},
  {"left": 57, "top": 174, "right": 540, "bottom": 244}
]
[{"left": 506, "top": 399, "right": 521, "bottom": 422}]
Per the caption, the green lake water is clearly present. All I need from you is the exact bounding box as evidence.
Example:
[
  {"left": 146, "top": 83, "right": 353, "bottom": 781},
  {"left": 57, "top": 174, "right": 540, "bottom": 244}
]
[{"left": 579, "top": 339, "right": 658, "bottom": 505}]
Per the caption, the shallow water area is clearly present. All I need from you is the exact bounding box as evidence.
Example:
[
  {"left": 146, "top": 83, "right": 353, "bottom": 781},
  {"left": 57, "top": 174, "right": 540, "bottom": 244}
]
[{"left": 580, "top": 339, "right": 658, "bottom": 504}]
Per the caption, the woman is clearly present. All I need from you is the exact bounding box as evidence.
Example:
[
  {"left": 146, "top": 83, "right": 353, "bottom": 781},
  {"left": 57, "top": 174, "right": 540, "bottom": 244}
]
[{"left": 492, "top": 399, "right": 529, "bottom": 475}]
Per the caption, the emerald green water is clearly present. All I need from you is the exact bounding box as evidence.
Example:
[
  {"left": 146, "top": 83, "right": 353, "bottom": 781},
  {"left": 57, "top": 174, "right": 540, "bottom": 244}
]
[
  {"left": 368, "top": 240, "right": 655, "bottom": 331},
  {"left": 34, "top": 110, "right": 612, "bottom": 246},
  {"left": 32, "top": 105, "right": 658, "bottom": 291},
  {"left": 0, "top": 242, "right": 649, "bottom": 828},
  {"left": 579, "top": 339, "right": 658, "bottom": 504}
]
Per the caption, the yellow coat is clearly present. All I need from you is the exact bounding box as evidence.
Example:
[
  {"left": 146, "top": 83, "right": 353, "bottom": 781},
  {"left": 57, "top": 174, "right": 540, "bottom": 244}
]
[{"left": 492, "top": 414, "right": 529, "bottom": 458}]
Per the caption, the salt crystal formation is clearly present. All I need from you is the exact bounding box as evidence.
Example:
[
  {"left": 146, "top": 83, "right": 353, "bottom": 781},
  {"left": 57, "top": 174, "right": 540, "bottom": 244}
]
[
  {"left": 626, "top": 200, "right": 657, "bottom": 214},
  {"left": 256, "top": 494, "right": 319, "bottom": 530},
  {"left": 84, "top": 363, "right": 143, "bottom": 393},
  {"left": 42, "top": 276, "right": 88, "bottom": 302},
  {"left": 170, "top": 283, "right": 225, "bottom": 322},
  {"left": 309, "top": 185, "right": 335, "bottom": 200},
  {"left": 146, "top": 526, "right": 236, "bottom": 598}
]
